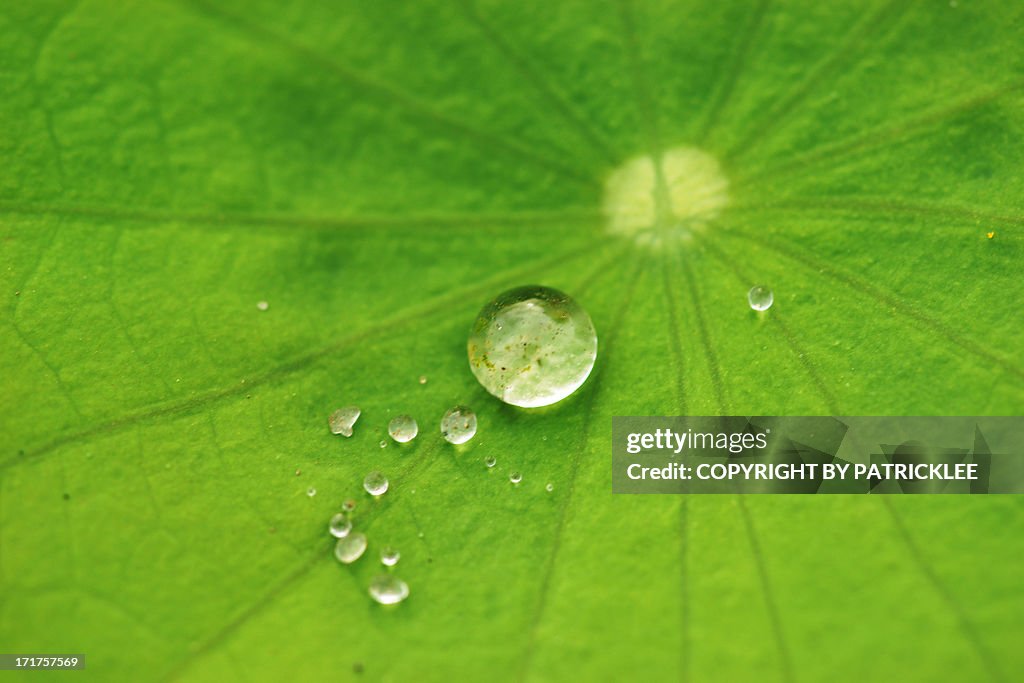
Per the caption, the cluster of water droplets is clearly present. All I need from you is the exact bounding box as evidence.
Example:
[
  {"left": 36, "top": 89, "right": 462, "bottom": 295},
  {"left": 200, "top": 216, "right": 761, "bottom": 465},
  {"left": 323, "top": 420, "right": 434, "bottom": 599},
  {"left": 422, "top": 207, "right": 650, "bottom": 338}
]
[
  {"left": 314, "top": 284, "right": 610, "bottom": 607},
  {"left": 328, "top": 405, "right": 482, "bottom": 447},
  {"left": 327, "top": 504, "right": 409, "bottom": 605}
]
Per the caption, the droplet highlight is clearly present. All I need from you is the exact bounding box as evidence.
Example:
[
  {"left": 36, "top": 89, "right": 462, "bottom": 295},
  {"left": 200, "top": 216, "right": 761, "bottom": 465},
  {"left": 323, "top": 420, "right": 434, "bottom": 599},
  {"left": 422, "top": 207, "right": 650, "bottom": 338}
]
[
  {"left": 329, "top": 513, "right": 352, "bottom": 538},
  {"left": 328, "top": 406, "right": 360, "bottom": 437},
  {"left": 388, "top": 415, "right": 418, "bottom": 443},
  {"left": 334, "top": 532, "right": 367, "bottom": 564},
  {"left": 368, "top": 575, "right": 409, "bottom": 605},
  {"left": 440, "top": 405, "right": 477, "bottom": 445},
  {"left": 380, "top": 546, "right": 401, "bottom": 567},
  {"left": 364, "top": 471, "right": 389, "bottom": 496},
  {"left": 747, "top": 285, "right": 774, "bottom": 312},
  {"left": 468, "top": 286, "right": 597, "bottom": 408}
]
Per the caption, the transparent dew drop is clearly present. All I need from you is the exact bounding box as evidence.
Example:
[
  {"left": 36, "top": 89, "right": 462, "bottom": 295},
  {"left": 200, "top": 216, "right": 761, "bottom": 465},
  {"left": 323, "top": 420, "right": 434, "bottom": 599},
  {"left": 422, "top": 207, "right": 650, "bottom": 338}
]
[
  {"left": 307, "top": 487, "right": 317, "bottom": 497},
  {"left": 467, "top": 285, "right": 598, "bottom": 408},
  {"left": 418, "top": 375, "right": 428, "bottom": 385},
  {"left": 484, "top": 457, "right": 496, "bottom": 468},
  {"left": 328, "top": 406, "right": 360, "bottom": 437},
  {"left": 334, "top": 532, "right": 367, "bottom": 564},
  {"left": 364, "top": 471, "right": 389, "bottom": 496},
  {"left": 747, "top": 285, "right": 774, "bottom": 312},
  {"left": 509, "top": 471, "right": 522, "bottom": 484},
  {"left": 256, "top": 300, "right": 269, "bottom": 311},
  {"left": 380, "top": 546, "right": 401, "bottom": 567},
  {"left": 545, "top": 483, "right": 554, "bottom": 492},
  {"left": 329, "top": 513, "right": 352, "bottom": 538},
  {"left": 368, "top": 574, "right": 409, "bottom": 605},
  {"left": 440, "top": 405, "right": 477, "bottom": 445},
  {"left": 379, "top": 440, "right": 388, "bottom": 449},
  {"left": 388, "top": 415, "right": 418, "bottom": 443}
]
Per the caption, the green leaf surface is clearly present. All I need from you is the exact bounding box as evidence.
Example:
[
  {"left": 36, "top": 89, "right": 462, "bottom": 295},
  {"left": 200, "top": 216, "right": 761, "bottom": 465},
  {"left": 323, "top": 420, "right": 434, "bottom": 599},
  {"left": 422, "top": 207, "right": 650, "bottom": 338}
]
[{"left": 2, "top": 0, "right": 1022, "bottom": 681}]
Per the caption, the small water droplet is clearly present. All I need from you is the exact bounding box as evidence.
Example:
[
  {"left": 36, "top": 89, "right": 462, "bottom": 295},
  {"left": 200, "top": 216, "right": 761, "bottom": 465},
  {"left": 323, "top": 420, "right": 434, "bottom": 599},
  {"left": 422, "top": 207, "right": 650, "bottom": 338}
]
[
  {"left": 256, "top": 300, "right": 269, "bottom": 311},
  {"left": 467, "top": 286, "right": 598, "bottom": 408},
  {"left": 307, "top": 487, "right": 317, "bottom": 497},
  {"left": 364, "top": 471, "right": 389, "bottom": 496},
  {"left": 509, "top": 471, "right": 522, "bottom": 484},
  {"left": 440, "top": 405, "right": 477, "bottom": 444},
  {"left": 545, "top": 483, "right": 554, "bottom": 492},
  {"left": 342, "top": 499, "right": 356, "bottom": 512},
  {"left": 334, "top": 532, "right": 367, "bottom": 564},
  {"left": 418, "top": 375, "right": 427, "bottom": 385},
  {"left": 484, "top": 456, "right": 496, "bottom": 468},
  {"left": 328, "top": 406, "right": 360, "bottom": 437},
  {"left": 379, "top": 440, "right": 387, "bottom": 448},
  {"left": 380, "top": 546, "right": 401, "bottom": 566},
  {"left": 368, "top": 574, "right": 409, "bottom": 605},
  {"left": 747, "top": 285, "right": 774, "bottom": 312},
  {"left": 388, "top": 415, "right": 418, "bottom": 443},
  {"left": 329, "top": 513, "right": 352, "bottom": 538}
]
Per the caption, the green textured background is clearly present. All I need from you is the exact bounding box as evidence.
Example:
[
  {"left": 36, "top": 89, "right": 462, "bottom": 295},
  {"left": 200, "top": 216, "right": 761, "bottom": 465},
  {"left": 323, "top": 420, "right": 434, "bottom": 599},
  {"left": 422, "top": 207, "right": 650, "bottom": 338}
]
[{"left": 1, "top": 1, "right": 1022, "bottom": 681}]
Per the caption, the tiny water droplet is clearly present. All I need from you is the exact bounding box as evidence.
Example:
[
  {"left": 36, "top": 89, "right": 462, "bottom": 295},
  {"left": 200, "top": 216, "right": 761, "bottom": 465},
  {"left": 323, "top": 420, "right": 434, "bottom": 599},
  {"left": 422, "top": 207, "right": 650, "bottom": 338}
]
[
  {"left": 388, "top": 415, "right": 418, "bottom": 443},
  {"left": 467, "top": 286, "right": 598, "bottom": 408},
  {"left": 418, "top": 375, "right": 428, "bottom": 384},
  {"left": 747, "top": 285, "right": 774, "bottom": 312},
  {"left": 328, "top": 406, "right": 360, "bottom": 437},
  {"left": 379, "top": 440, "right": 387, "bottom": 448},
  {"left": 545, "top": 483, "right": 554, "bottom": 492},
  {"left": 329, "top": 513, "right": 352, "bottom": 538},
  {"left": 380, "top": 546, "right": 401, "bottom": 566},
  {"left": 334, "top": 532, "right": 367, "bottom": 564},
  {"left": 368, "top": 574, "right": 409, "bottom": 605},
  {"left": 440, "top": 405, "right": 477, "bottom": 444},
  {"left": 485, "top": 456, "right": 496, "bottom": 468},
  {"left": 307, "top": 487, "right": 317, "bottom": 497},
  {"left": 256, "top": 300, "right": 269, "bottom": 311},
  {"left": 364, "top": 471, "right": 389, "bottom": 496},
  {"left": 342, "top": 499, "right": 356, "bottom": 512},
  {"left": 509, "top": 471, "right": 522, "bottom": 484}
]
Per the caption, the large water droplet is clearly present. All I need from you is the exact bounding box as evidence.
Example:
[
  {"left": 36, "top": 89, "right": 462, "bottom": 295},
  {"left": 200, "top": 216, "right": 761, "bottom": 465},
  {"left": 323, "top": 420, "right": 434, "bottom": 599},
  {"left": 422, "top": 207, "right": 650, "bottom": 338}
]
[
  {"left": 329, "top": 513, "right": 352, "bottom": 538},
  {"left": 468, "top": 286, "right": 597, "bottom": 408},
  {"left": 334, "top": 532, "right": 367, "bottom": 564},
  {"left": 440, "top": 405, "right": 477, "bottom": 444},
  {"left": 388, "top": 415, "right": 418, "bottom": 443},
  {"left": 364, "top": 471, "right": 389, "bottom": 496},
  {"left": 368, "top": 575, "right": 409, "bottom": 605},
  {"left": 748, "top": 285, "right": 774, "bottom": 312},
  {"left": 380, "top": 546, "right": 401, "bottom": 567},
  {"left": 328, "top": 406, "right": 360, "bottom": 437}
]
